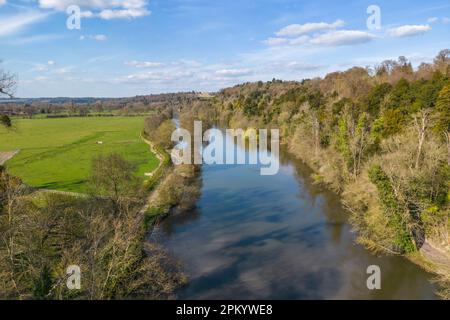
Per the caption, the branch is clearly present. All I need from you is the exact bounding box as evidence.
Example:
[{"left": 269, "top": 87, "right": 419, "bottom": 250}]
[
  {"left": 0, "top": 88, "right": 14, "bottom": 99},
  {"left": 0, "top": 68, "right": 17, "bottom": 99}
]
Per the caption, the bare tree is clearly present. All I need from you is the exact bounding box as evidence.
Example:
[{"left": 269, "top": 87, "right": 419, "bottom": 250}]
[
  {"left": 413, "top": 109, "right": 431, "bottom": 169},
  {"left": 0, "top": 63, "right": 16, "bottom": 99},
  {"left": 434, "top": 49, "right": 450, "bottom": 73},
  {"left": 435, "top": 85, "right": 450, "bottom": 165}
]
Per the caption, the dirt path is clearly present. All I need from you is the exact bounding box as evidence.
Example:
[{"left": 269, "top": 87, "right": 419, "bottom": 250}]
[
  {"left": 420, "top": 240, "right": 450, "bottom": 275},
  {"left": 140, "top": 133, "right": 165, "bottom": 178},
  {"left": 139, "top": 133, "right": 170, "bottom": 215},
  {"left": 0, "top": 150, "right": 20, "bottom": 165}
]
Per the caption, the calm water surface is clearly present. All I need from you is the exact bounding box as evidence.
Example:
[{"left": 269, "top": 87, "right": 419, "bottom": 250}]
[{"left": 151, "top": 139, "right": 438, "bottom": 299}]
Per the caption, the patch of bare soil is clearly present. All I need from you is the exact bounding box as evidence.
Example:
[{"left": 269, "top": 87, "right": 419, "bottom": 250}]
[
  {"left": 421, "top": 240, "right": 450, "bottom": 274},
  {"left": 0, "top": 150, "right": 19, "bottom": 165}
]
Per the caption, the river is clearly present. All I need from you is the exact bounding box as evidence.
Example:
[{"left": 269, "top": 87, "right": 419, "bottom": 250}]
[{"left": 150, "top": 134, "right": 438, "bottom": 300}]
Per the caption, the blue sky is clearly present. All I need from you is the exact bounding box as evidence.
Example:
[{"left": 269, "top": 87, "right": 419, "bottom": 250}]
[{"left": 1, "top": 0, "right": 450, "bottom": 98}]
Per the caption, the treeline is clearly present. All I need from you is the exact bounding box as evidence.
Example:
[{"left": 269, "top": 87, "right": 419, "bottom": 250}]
[
  {"left": 199, "top": 50, "right": 450, "bottom": 295},
  {"left": 0, "top": 92, "right": 203, "bottom": 119}
]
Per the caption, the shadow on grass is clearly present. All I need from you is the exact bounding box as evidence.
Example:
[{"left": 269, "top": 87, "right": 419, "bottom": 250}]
[{"left": 37, "top": 179, "right": 87, "bottom": 193}]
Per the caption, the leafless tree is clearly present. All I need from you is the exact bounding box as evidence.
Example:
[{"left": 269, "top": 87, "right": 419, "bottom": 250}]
[
  {"left": 0, "top": 63, "right": 16, "bottom": 99},
  {"left": 413, "top": 109, "right": 431, "bottom": 169}
]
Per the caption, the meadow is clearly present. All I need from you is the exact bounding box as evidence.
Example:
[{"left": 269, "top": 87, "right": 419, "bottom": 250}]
[{"left": 0, "top": 116, "right": 159, "bottom": 192}]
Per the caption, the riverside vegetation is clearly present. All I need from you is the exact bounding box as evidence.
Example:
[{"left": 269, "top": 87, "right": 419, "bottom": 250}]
[
  {"left": 0, "top": 98, "right": 202, "bottom": 299},
  {"left": 1, "top": 50, "right": 449, "bottom": 299},
  {"left": 176, "top": 50, "right": 450, "bottom": 298}
]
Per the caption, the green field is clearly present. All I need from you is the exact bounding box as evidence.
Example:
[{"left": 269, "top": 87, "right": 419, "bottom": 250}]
[{"left": 0, "top": 117, "right": 159, "bottom": 192}]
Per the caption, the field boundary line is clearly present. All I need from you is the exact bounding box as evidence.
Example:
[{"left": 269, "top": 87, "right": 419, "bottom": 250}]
[
  {"left": 0, "top": 149, "right": 20, "bottom": 165},
  {"left": 140, "top": 132, "right": 165, "bottom": 178}
]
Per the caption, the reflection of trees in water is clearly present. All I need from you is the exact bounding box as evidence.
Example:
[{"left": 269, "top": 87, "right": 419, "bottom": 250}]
[
  {"left": 152, "top": 143, "right": 438, "bottom": 299},
  {"left": 281, "top": 146, "right": 349, "bottom": 246},
  {"left": 160, "top": 207, "right": 202, "bottom": 236}
]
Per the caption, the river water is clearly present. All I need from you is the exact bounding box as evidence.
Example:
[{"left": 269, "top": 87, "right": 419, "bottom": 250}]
[{"left": 151, "top": 136, "right": 438, "bottom": 299}]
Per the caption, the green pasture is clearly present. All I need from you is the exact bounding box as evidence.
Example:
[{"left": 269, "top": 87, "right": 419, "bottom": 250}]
[{"left": 0, "top": 117, "right": 159, "bottom": 193}]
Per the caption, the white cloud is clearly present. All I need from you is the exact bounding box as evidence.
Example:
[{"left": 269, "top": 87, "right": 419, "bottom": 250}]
[
  {"left": 275, "top": 20, "right": 345, "bottom": 37},
  {"left": 310, "top": 30, "right": 376, "bottom": 46},
  {"left": 263, "top": 37, "right": 288, "bottom": 46},
  {"left": 0, "top": 0, "right": 6, "bottom": 7},
  {"left": 80, "top": 34, "right": 107, "bottom": 41},
  {"left": 99, "top": 8, "right": 150, "bottom": 19},
  {"left": 443, "top": 17, "right": 450, "bottom": 24},
  {"left": 38, "top": 0, "right": 150, "bottom": 20},
  {"left": 388, "top": 25, "right": 431, "bottom": 38},
  {"left": 0, "top": 11, "right": 48, "bottom": 37},
  {"left": 427, "top": 17, "right": 439, "bottom": 23},
  {"left": 53, "top": 66, "right": 74, "bottom": 75},
  {"left": 32, "top": 64, "right": 48, "bottom": 72},
  {"left": 9, "top": 34, "right": 64, "bottom": 45},
  {"left": 81, "top": 10, "right": 94, "bottom": 18},
  {"left": 123, "top": 69, "right": 195, "bottom": 82},
  {"left": 264, "top": 20, "right": 374, "bottom": 48},
  {"left": 125, "top": 60, "right": 164, "bottom": 68},
  {"left": 92, "top": 34, "right": 107, "bottom": 41},
  {"left": 289, "top": 35, "right": 310, "bottom": 45},
  {"left": 31, "top": 60, "right": 56, "bottom": 72},
  {"left": 269, "top": 61, "right": 324, "bottom": 72},
  {"left": 215, "top": 68, "right": 252, "bottom": 77}
]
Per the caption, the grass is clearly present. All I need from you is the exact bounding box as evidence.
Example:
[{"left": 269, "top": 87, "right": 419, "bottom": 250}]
[{"left": 0, "top": 117, "right": 159, "bottom": 193}]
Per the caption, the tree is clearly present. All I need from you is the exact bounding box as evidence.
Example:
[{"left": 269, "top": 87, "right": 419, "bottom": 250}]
[
  {"left": 368, "top": 165, "right": 417, "bottom": 253},
  {"left": 152, "top": 120, "right": 176, "bottom": 150},
  {"left": 434, "top": 49, "right": 450, "bottom": 74},
  {"left": 434, "top": 85, "right": 450, "bottom": 165},
  {"left": 413, "top": 109, "right": 431, "bottom": 169},
  {"left": 89, "top": 153, "right": 139, "bottom": 209},
  {"left": 0, "top": 64, "right": 16, "bottom": 98},
  {"left": 0, "top": 115, "right": 12, "bottom": 128},
  {"left": 0, "top": 170, "right": 186, "bottom": 299},
  {"left": 335, "top": 108, "right": 372, "bottom": 178},
  {"left": 0, "top": 167, "right": 28, "bottom": 298},
  {"left": 364, "top": 83, "right": 392, "bottom": 116}
]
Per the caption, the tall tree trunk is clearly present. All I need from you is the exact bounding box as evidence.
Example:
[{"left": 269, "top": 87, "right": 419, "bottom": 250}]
[
  {"left": 414, "top": 110, "right": 429, "bottom": 169},
  {"left": 445, "top": 131, "right": 450, "bottom": 166},
  {"left": 312, "top": 113, "right": 320, "bottom": 157}
]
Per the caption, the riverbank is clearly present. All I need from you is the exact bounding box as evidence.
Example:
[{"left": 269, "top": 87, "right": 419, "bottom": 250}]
[
  {"left": 409, "top": 240, "right": 450, "bottom": 299},
  {"left": 144, "top": 163, "right": 202, "bottom": 229},
  {"left": 285, "top": 136, "right": 450, "bottom": 299},
  {"left": 139, "top": 132, "right": 202, "bottom": 231},
  {"left": 154, "top": 136, "right": 438, "bottom": 299}
]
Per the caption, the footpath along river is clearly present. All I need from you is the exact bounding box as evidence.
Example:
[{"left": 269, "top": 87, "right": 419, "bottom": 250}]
[{"left": 150, "top": 134, "right": 438, "bottom": 299}]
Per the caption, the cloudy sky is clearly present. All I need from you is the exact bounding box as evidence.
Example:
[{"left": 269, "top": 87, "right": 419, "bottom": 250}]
[{"left": 1, "top": 0, "right": 450, "bottom": 97}]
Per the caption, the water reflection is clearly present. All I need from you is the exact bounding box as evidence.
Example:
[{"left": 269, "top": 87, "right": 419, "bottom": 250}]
[{"left": 152, "top": 140, "right": 438, "bottom": 300}]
